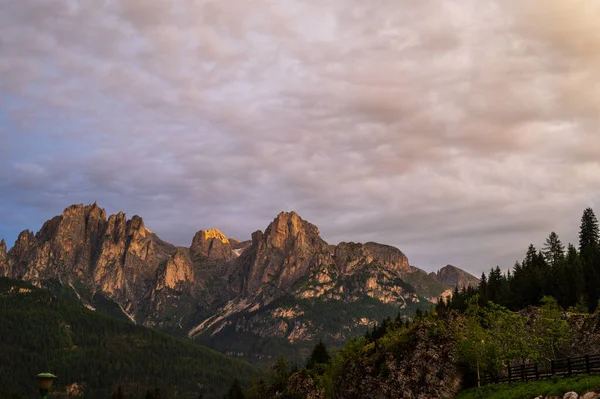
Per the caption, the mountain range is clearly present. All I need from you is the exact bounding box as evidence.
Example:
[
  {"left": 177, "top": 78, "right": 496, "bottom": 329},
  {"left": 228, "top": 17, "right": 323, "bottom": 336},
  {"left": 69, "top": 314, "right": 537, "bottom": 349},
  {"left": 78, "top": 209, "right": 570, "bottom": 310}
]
[{"left": 0, "top": 203, "right": 478, "bottom": 362}]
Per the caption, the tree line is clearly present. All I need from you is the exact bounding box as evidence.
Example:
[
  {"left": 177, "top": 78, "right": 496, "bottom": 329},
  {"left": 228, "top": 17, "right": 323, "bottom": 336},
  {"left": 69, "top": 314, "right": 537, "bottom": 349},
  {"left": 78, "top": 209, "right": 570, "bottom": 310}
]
[{"left": 448, "top": 207, "right": 600, "bottom": 313}]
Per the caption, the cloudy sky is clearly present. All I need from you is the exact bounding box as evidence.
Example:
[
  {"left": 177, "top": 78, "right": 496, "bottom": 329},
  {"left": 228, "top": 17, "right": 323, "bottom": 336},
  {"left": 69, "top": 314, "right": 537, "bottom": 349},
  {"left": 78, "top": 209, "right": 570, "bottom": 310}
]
[{"left": 1, "top": 0, "right": 599, "bottom": 275}]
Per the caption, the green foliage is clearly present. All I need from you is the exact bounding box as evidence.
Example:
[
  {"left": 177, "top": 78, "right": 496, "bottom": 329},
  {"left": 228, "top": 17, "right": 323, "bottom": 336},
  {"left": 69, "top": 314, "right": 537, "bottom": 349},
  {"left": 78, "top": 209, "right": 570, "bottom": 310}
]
[
  {"left": 455, "top": 295, "right": 572, "bottom": 387},
  {"left": 456, "top": 297, "right": 498, "bottom": 385},
  {"left": 457, "top": 375, "right": 600, "bottom": 399},
  {"left": 531, "top": 297, "right": 572, "bottom": 360},
  {"left": 0, "top": 278, "right": 256, "bottom": 399}
]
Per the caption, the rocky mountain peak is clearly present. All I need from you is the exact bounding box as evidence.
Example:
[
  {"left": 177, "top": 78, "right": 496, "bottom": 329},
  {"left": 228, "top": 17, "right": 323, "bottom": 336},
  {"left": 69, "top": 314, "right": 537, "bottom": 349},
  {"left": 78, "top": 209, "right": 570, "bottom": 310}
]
[
  {"left": 105, "top": 212, "right": 128, "bottom": 242},
  {"left": 263, "top": 211, "right": 322, "bottom": 249},
  {"left": 127, "top": 215, "right": 148, "bottom": 239},
  {"left": 251, "top": 230, "right": 264, "bottom": 246},
  {"left": 190, "top": 228, "right": 234, "bottom": 261},
  {"left": 242, "top": 212, "right": 332, "bottom": 301},
  {"left": 431, "top": 265, "right": 480, "bottom": 289},
  {"left": 204, "top": 228, "right": 229, "bottom": 243}
]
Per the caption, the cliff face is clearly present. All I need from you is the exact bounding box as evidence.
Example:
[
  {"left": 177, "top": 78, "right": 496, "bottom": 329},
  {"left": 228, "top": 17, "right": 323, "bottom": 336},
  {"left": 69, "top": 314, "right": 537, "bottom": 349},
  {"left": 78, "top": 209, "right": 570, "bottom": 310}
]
[
  {"left": 1, "top": 203, "right": 478, "bottom": 363},
  {"left": 431, "top": 265, "right": 480, "bottom": 290},
  {"left": 0, "top": 204, "right": 181, "bottom": 321},
  {"left": 335, "top": 320, "right": 461, "bottom": 399},
  {"left": 241, "top": 211, "right": 334, "bottom": 302},
  {"left": 187, "top": 213, "right": 424, "bottom": 361},
  {"left": 190, "top": 229, "right": 234, "bottom": 261}
]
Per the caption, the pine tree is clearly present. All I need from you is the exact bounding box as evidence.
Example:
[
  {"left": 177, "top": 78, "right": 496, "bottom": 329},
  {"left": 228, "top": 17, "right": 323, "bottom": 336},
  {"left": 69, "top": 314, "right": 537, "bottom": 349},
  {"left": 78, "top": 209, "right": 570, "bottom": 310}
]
[
  {"left": 524, "top": 244, "right": 537, "bottom": 268},
  {"left": 543, "top": 232, "right": 565, "bottom": 267},
  {"left": 579, "top": 208, "right": 599, "bottom": 256},
  {"left": 560, "top": 244, "right": 583, "bottom": 308},
  {"left": 579, "top": 208, "right": 600, "bottom": 310},
  {"left": 478, "top": 272, "right": 488, "bottom": 305},
  {"left": 307, "top": 341, "right": 330, "bottom": 368}
]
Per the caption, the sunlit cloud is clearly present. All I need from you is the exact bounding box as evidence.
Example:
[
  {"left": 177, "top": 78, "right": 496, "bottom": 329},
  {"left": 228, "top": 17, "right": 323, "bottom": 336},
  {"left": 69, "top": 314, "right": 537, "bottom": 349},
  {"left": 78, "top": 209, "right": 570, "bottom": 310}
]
[{"left": 0, "top": 0, "right": 599, "bottom": 274}]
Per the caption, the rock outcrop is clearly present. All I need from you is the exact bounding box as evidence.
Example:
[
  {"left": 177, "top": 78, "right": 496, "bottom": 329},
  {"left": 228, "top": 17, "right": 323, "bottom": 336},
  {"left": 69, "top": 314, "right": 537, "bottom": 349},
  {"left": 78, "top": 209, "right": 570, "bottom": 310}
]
[
  {"left": 241, "top": 211, "right": 334, "bottom": 302},
  {"left": 431, "top": 265, "right": 480, "bottom": 290},
  {"left": 335, "top": 320, "right": 462, "bottom": 399},
  {"left": 156, "top": 248, "right": 195, "bottom": 290},
  {"left": 190, "top": 228, "right": 234, "bottom": 261}
]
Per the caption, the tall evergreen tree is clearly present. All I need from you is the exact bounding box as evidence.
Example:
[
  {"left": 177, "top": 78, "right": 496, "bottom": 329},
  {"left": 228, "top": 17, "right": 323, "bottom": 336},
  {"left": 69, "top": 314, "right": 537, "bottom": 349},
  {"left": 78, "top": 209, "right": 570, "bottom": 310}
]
[
  {"left": 562, "top": 244, "right": 584, "bottom": 308},
  {"left": 543, "top": 232, "right": 565, "bottom": 267},
  {"left": 524, "top": 244, "right": 537, "bottom": 268},
  {"left": 478, "top": 272, "right": 488, "bottom": 305},
  {"left": 579, "top": 208, "right": 599, "bottom": 256},
  {"left": 306, "top": 340, "right": 331, "bottom": 369},
  {"left": 579, "top": 208, "right": 600, "bottom": 310}
]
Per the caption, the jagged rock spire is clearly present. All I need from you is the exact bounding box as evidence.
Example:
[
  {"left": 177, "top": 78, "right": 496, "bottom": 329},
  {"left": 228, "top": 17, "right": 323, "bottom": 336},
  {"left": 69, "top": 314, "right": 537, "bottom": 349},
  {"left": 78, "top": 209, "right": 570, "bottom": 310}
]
[{"left": 190, "top": 228, "right": 234, "bottom": 261}]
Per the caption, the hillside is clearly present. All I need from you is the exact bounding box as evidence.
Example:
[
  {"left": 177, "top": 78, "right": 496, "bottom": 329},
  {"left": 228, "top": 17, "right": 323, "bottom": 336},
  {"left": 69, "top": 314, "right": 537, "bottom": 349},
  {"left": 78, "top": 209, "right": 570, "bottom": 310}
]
[
  {"left": 0, "top": 278, "right": 256, "bottom": 399},
  {"left": 0, "top": 203, "right": 478, "bottom": 362}
]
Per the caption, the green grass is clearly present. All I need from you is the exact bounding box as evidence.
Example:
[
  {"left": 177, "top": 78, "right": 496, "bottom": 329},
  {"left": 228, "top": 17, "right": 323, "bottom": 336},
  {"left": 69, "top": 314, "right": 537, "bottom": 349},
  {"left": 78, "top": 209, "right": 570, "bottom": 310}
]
[{"left": 457, "top": 375, "right": 600, "bottom": 399}]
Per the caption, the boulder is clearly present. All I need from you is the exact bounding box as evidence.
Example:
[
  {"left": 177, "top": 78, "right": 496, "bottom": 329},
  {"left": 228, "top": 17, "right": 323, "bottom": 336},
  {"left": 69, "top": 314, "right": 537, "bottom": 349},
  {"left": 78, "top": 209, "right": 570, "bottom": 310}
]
[
  {"left": 581, "top": 393, "right": 599, "bottom": 399},
  {"left": 564, "top": 393, "right": 579, "bottom": 399}
]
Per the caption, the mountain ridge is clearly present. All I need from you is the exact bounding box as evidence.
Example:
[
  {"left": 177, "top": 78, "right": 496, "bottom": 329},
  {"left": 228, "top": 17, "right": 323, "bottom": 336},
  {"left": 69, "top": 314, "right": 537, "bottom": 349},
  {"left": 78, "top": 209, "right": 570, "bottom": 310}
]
[{"left": 0, "top": 203, "right": 478, "bottom": 362}]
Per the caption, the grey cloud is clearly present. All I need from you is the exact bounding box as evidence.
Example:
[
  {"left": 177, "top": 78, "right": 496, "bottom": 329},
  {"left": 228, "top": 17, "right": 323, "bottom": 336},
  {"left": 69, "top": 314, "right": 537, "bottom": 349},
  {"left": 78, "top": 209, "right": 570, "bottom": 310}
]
[{"left": 0, "top": 0, "right": 599, "bottom": 273}]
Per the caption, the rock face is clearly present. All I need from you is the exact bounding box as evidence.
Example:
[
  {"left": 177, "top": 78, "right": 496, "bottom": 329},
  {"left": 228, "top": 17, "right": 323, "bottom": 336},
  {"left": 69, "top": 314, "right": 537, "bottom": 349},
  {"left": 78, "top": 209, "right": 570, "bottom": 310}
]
[
  {"left": 188, "top": 213, "right": 422, "bottom": 361},
  {"left": 0, "top": 203, "right": 474, "bottom": 363},
  {"left": 335, "top": 320, "right": 461, "bottom": 399},
  {"left": 431, "top": 265, "right": 480, "bottom": 290},
  {"left": 190, "top": 229, "right": 234, "bottom": 261}
]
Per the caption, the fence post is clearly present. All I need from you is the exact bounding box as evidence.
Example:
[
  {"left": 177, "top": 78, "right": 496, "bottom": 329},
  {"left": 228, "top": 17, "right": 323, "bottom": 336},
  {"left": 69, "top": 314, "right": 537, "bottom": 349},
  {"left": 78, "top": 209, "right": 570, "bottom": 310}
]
[
  {"left": 521, "top": 364, "right": 526, "bottom": 382},
  {"left": 535, "top": 363, "right": 539, "bottom": 380},
  {"left": 551, "top": 360, "right": 555, "bottom": 376},
  {"left": 586, "top": 355, "right": 591, "bottom": 374},
  {"left": 568, "top": 357, "right": 572, "bottom": 377},
  {"left": 508, "top": 366, "right": 512, "bottom": 383}
]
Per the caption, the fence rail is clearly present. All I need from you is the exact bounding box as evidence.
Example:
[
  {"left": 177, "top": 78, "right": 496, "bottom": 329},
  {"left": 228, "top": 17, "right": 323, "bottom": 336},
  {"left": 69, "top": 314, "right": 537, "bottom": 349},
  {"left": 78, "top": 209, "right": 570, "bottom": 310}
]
[{"left": 483, "top": 354, "right": 600, "bottom": 385}]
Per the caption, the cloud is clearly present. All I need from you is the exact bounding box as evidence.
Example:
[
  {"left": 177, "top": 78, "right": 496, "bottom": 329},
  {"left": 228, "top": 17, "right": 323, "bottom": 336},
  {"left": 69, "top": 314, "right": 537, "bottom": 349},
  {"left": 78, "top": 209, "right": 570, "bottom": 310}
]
[{"left": 0, "top": 0, "right": 599, "bottom": 275}]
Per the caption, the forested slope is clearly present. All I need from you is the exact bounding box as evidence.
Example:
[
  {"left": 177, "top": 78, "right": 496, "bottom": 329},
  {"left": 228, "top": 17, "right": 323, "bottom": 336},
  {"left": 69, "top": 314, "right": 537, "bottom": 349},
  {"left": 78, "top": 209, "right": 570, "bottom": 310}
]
[{"left": 0, "top": 278, "right": 256, "bottom": 399}]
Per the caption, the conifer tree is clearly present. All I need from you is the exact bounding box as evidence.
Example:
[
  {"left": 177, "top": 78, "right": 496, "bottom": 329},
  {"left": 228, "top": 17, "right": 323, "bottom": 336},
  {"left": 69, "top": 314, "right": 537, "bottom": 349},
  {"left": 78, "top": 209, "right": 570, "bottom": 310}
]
[
  {"left": 478, "top": 272, "right": 488, "bottom": 305},
  {"left": 579, "top": 208, "right": 600, "bottom": 310},
  {"left": 579, "top": 208, "right": 599, "bottom": 253},
  {"left": 563, "top": 244, "right": 583, "bottom": 308},
  {"left": 306, "top": 340, "right": 330, "bottom": 369},
  {"left": 524, "top": 244, "right": 537, "bottom": 268},
  {"left": 543, "top": 232, "right": 565, "bottom": 267}
]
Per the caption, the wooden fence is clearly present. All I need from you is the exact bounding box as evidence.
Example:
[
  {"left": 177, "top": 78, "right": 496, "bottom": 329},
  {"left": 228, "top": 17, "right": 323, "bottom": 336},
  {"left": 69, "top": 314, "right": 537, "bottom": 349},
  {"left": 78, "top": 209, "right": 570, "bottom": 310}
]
[{"left": 483, "top": 354, "right": 600, "bottom": 385}]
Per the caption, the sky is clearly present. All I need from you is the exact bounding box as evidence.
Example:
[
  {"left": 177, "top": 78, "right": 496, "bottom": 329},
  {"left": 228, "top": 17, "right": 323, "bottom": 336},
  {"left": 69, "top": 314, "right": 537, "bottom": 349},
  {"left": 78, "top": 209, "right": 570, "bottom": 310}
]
[{"left": 1, "top": 0, "right": 599, "bottom": 275}]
